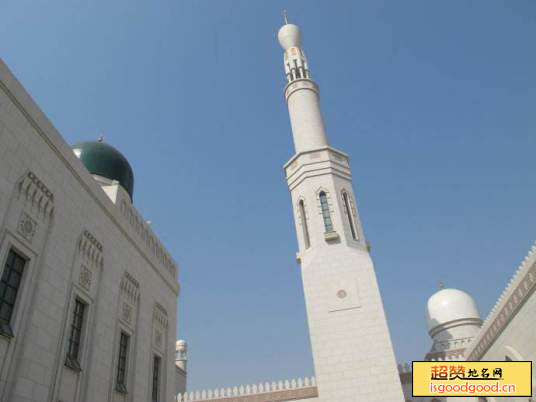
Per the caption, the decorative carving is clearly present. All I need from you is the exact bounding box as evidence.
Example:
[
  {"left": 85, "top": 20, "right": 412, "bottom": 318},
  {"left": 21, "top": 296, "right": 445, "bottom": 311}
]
[
  {"left": 152, "top": 303, "right": 168, "bottom": 350},
  {"left": 328, "top": 277, "right": 360, "bottom": 312},
  {"left": 16, "top": 171, "right": 54, "bottom": 220},
  {"left": 153, "top": 303, "right": 168, "bottom": 329},
  {"left": 155, "top": 329, "right": 163, "bottom": 348},
  {"left": 77, "top": 230, "right": 103, "bottom": 269},
  {"left": 79, "top": 265, "right": 92, "bottom": 291},
  {"left": 122, "top": 302, "right": 132, "bottom": 324},
  {"left": 17, "top": 211, "right": 37, "bottom": 242},
  {"left": 337, "top": 289, "right": 347, "bottom": 299},
  {"left": 120, "top": 272, "right": 140, "bottom": 303}
]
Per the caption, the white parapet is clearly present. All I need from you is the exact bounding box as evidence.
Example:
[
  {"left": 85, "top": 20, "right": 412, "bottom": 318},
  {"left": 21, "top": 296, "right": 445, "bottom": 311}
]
[
  {"left": 176, "top": 376, "right": 316, "bottom": 401},
  {"left": 462, "top": 241, "right": 536, "bottom": 361},
  {"left": 397, "top": 362, "right": 412, "bottom": 374}
]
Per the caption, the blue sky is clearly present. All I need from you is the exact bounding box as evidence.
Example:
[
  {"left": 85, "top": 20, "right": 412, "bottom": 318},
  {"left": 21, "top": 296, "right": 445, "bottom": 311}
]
[{"left": 1, "top": 0, "right": 535, "bottom": 391}]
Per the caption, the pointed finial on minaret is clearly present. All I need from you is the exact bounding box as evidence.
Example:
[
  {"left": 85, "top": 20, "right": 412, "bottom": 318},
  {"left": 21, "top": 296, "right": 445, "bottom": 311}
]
[
  {"left": 438, "top": 281, "right": 445, "bottom": 290},
  {"left": 283, "top": 9, "right": 289, "bottom": 25},
  {"left": 97, "top": 134, "right": 104, "bottom": 143}
]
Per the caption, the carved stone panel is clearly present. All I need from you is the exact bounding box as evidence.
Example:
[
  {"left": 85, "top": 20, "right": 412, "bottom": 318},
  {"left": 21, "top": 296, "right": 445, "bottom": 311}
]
[
  {"left": 121, "top": 302, "right": 133, "bottom": 325},
  {"left": 79, "top": 265, "right": 92, "bottom": 291},
  {"left": 152, "top": 303, "right": 168, "bottom": 351},
  {"left": 17, "top": 211, "right": 37, "bottom": 242}
]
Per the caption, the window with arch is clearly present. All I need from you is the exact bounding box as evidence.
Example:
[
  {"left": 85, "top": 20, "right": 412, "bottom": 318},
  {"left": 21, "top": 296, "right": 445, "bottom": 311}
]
[
  {"left": 342, "top": 191, "right": 358, "bottom": 240},
  {"left": 298, "top": 200, "right": 311, "bottom": 249},
  {"left": 319, "top": 191, "right": 334, "bottom": 232}
]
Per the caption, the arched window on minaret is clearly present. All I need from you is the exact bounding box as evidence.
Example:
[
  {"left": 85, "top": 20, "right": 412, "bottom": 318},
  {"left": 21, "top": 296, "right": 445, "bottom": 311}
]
[
  {"left": 298, "top": 199, "right": 311, "bottom": 249},
  {"left": 342, "top": 191, "right": 358, "bottom": 240},
  {"left": 319, "top": 191, "right": 333, "bottom": 233}
]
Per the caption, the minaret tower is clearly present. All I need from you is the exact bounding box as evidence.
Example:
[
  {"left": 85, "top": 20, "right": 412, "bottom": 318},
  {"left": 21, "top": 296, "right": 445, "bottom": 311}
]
[{"left": 278, "top": 20, "right": 404, "bottom": 402}]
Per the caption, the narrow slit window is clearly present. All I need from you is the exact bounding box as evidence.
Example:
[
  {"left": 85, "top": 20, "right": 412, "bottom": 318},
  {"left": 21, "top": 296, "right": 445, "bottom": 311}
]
[
  {"left": 0, "top": 249, "right": 26, "bottom": 337},
  {"left": 342, "top": 192, "right": 358, "bottom": 240},
  {"left": 65, "top": 299, "right": 86, "bottom": 371},
  {"left": 319, "top": 191, "right": 333, "bottom": 232},
  {"left": 299, "top": 200, "right": 311, "bottom": 249},
  {"left": 116, "top": 331, "right": 130, "bottom": 393},
  {"left": 152, "top": 355, "right": 161, "bottom": 402}
]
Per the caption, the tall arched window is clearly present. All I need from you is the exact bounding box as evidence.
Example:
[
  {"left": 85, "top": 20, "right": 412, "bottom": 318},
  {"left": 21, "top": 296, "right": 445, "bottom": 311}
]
[
  {"left": 342, "top": 191, "right": 358, "bottom": 240},
  {"left": 319, "top": 191, "right": 333, "bottom": 232},
  {"left": 298, "top": 200, "right": 311, "bottom": 249}
]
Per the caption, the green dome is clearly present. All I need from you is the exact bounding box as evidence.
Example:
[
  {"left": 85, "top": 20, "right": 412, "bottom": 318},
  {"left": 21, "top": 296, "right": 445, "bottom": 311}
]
[{"left": 73, "top": 141, "right": 134, "bottom": 200}]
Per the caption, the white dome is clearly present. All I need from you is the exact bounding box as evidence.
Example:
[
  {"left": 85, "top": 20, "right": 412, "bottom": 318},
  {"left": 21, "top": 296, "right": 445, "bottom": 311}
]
[
  {"left": 426, "top": 288, "right": 480, "bottom": 332},
  {"left": 176, "top": 339, "right": 187, "bottom": 351},
  {"left": 278, "top": 24, "right": 301, "bottom": 50}
]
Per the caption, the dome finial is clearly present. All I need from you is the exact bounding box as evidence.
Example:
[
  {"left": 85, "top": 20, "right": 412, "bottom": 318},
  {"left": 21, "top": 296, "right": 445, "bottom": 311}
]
[
  {"left": 278, "top": 21, "right": 301, "bottom": 50},
  {"left": 283, "top": 9, "right": 289, "bottom": 25},
  {"left": 97, "top": 134, "right": 104, "bottom": 143},
  {"left": 438, "top": 281, "right": 444, "bottom": 290}
]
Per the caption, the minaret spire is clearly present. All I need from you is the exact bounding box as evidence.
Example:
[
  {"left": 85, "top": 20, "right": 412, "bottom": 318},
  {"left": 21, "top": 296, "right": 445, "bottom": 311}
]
[{"left": 278, "top": 22, "right": 329, "bottom": 153}]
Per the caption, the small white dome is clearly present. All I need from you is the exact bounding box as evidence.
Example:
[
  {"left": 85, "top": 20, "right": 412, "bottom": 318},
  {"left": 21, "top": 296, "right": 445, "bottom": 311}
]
[
  {"left": 426, "top": 288, "right": 480, "bottom": 331},
  {"left": 278, "top": 24, "right": 301, "bottom": 50},
  {"left": 176, "top": 339, "right": 187, "bottom": 351}
]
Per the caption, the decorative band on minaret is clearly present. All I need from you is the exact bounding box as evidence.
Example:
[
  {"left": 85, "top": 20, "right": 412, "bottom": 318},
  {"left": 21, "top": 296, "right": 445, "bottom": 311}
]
[{"left": 278, "top": 23, "right": 329, "bottom": 154}]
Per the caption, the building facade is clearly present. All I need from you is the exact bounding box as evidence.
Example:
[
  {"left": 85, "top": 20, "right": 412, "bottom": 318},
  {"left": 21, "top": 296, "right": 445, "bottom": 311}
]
[{"left": 0, "top": 59, "right": 184, "bottom": 402}]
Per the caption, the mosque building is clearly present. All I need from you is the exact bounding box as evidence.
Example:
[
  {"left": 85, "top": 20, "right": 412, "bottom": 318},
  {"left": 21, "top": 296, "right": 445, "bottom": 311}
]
[
  {"left": 0, "top": 59, "right": 185, "bottom": 401},
  {"left": 0, "top": 16, "right": 533, "bottom": 402}
]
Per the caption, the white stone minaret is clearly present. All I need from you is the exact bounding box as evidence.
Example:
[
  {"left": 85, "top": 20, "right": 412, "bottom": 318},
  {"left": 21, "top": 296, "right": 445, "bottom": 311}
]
[{"left": 278, "top": 21, "right": 405, "bottom": 402}]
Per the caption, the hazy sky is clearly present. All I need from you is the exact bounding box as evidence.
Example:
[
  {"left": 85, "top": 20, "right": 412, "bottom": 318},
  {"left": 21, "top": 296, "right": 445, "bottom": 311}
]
[{"left": 1, "top": 0, "right": 535, "bottom": 391}]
